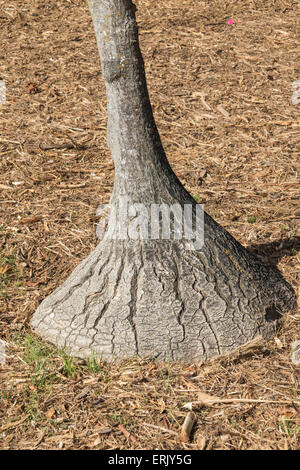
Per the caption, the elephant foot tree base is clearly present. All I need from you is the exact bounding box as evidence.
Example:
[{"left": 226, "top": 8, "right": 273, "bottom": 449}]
[
  {"left": 31, "top": 233, "right": 296, "bottom": 362},
  {"left": 31, "top": 0, "right": 296, "bottom": 362}
]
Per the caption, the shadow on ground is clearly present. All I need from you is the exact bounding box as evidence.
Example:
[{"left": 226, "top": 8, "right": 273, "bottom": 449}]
[{"left": 248, "top": 236, "right": 300, "bottom": 266}]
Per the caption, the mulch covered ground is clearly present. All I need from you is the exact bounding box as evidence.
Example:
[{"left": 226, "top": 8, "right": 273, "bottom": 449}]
[{"left": 0, "top": 0, "right": 299, "bottom": 450}]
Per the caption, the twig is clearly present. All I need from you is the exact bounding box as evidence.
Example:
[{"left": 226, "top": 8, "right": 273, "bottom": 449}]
[
  {"left": 180, "top": 412, "right": 196, "bottom": 442},
  {"left": 143, "top": 423, "right": 178, "bottom": 436},
  {"left": 182, "top": 396, "right": 300, "bottom": 410},
  {"left": 0, "top": 416, "right": 27, "bottom": 433},
  {"left": 118, "top": 424, "right": 138, "bottom": 444}
]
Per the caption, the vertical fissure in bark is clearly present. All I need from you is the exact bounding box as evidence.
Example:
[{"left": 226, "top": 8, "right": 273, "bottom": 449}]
[
  {"left": 172, "top": 251, "right": 186, "bottom": 343},
  {"left": 127, "top": 261, "right": 139, "bottom": 355}
]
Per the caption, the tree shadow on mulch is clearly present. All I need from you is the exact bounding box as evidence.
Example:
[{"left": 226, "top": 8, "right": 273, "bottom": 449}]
[{"left": 248, "top": 236, "right": 300, "bottom": 267}]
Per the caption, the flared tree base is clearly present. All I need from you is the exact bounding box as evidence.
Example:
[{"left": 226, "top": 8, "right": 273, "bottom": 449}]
[{"left": 31, "top": 227, "right": 296, "bottom": 362}]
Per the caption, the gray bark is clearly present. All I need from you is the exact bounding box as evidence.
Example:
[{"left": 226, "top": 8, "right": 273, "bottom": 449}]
[{"left": 31, "top": 0, "right": 296, "bottom": 362}]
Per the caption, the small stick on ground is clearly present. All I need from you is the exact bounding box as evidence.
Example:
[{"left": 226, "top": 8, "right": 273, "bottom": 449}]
[{"left": 180, "top": 412, "right": 196, "bottom": 442}]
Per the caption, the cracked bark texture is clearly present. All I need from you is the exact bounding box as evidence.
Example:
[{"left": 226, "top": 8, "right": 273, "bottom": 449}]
[{"left": 31, "top": 0, "right": 296, "bottom": 362}]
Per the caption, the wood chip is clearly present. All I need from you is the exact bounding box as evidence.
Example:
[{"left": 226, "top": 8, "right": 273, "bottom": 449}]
[{"left": 180, "top": 411, "right": 196, "bottom": 442}]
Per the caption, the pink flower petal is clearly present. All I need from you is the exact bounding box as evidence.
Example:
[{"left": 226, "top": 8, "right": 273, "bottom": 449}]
[{"left": 227, "top": 19, "right": 235, "bottom": 24}]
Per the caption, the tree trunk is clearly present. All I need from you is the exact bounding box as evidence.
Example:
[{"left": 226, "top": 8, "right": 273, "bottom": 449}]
[{"left": 31, "top": 0, "right": 296, "bottom": 362}]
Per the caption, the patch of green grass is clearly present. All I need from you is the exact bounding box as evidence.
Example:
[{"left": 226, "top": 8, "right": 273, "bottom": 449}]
[
  {"left": 279, "top": 417, "right": 299, "bottom": 438},
  {"left": 20, "top": 334, "right": 79, "bottom": 388},
  {"left": 48, "top": 419, "right": 68, "bottom": 429},
  {"left": 70, "top": 211, "right": 77, "bottom": 221},
  {"left": 85, "top": 353, "right": 101, "bottom": 374},
  {"left": 108, "top": 412, "right": 136, "bottom": 429},
  {"left": 24, "top": 334, "right": 54, "bottom": 366},
  {"left": 23, "top": 334, "right": 57, "bottom": 390},
  {"left": 59, "top": 350, "right": 77, "bottom": 378},
  {"left": 25, "top": 390, "right": 41, "bottom": 422},
  {"left": 0, "top": 385, "right": 14, "bottom": 401},
  {"left": 193, "top": 194, "right": 201, "bottom": 202},
  {"left": 282, "top": 225, "right": 296, "bottom": 239},
  {"left": 155, "top": 339, "right": 172, "bottom": 391},
  {"left": 231, "top": 418, "right": 242, "bottom": 429},
  {"left": 109, "top": 411, "right": 122, "bottom": 423},
  {"left": 247, "top": 216, "right": 257, "bottom": 224}
]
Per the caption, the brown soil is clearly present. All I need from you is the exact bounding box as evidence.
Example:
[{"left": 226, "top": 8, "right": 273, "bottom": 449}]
[{"left": 0, "top": 0, "right": 299, "bottom": 450}]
